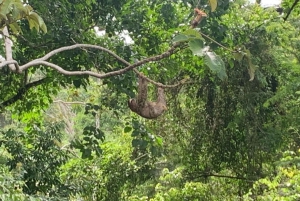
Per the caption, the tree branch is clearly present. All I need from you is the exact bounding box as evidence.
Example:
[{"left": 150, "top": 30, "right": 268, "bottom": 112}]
[
  {"left": 0, "top": 78, "right": 48, "bottom": 108},
  {"left": 188, "top": 173, "right": 256, "bottom": 182},
  {"left": 199, "top": 31, "right": 238, "bottom": 53},
  {"left": 2, "top": 26, "right": 17, "bottom": 71},
  {"left": 283, "top": 0, "right": 300, "bottom": 21},
  {"left": 53, "top": 100, "right": 86, "bottom": 105},
  {"left": 0, "top": 43, "right": 188, "bottom": 88}
]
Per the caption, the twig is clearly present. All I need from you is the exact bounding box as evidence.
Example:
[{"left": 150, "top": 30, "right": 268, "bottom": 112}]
[
  {"left": 200, "top": 31, "right": 238, "bottom": 53},
  {"left": 188, "top": 173, "right": 256, "bottom": 182},
  {"left": 53, "top": 100, "right": 86, "bottom": 105}
]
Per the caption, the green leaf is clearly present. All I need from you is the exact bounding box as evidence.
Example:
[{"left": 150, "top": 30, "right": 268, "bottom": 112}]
[
  {"left": 204, "top": 52, "right": 227, "bottom": 80},
  {"left": 26, "top": 12, "right": 47, "bottom": 33},
  {"left": 183, "top": 29, "right": 202, "bottom": 39},
  {"left": 94, "top": 146, "right": 103, "bottom": 156},
  {"left": 83, "top": 136, "right": 90, "bottom": 141},
  {"left": 81, "top": 148, "right": 92, "bottom": 159},
  {"left": 132, "top": 139, "right": 148, "bottom": 148},
  {"left": 40, "top": 23, "right": 47, "bottom": 33},
  {"left": 155, "top": 136, "right": 163, "bottom": 146},
  {"left": 173, "top": 34, "right": 188, "bottom": 43},
  {"left": 245, "top": 49, "right": 256, "bottom": 81},
  {"left": 12, "top": 2, "right": 28, "bottom": 19},
  {"left": 124, "top": 126, "right": 132, "bottom": 133},
  {"left": 0, "top": 0, "right": 13, "bottom": 20},
  {"left": 209, "top": 0, "right": 218, "bottom": 12},
  {"left": 94, "top": 129, "right": 105, "bottom": 141},
  {"left": 132, "top": 139, "right": 141, "bottom": 147},
  {"left": 233, "top": 52, "right": 245, "bottom": 62},
  {"left": 27, "top": 16, "right": 40, "bottom": 31},
  {"left": 9, "top": 22, "right": 22, "bottom": 34},
  {"left": 188, "top": 39, "right": 205, "bottom": 56}
]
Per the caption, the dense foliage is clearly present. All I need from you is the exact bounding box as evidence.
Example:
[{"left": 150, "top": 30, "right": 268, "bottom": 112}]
[{"left": 0, "top": 0, "right": 300, "bottom": 200}]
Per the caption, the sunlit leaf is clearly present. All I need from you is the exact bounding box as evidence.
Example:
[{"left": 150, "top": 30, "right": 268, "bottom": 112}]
[
  {"left": 12, "top": 2, "right": 28, "bottom": 19},
  {"left": 9, "top": 22, "right": 22, "bottom": 34},
  {"left": 155, "top": 136, "right": 163, "bottom": 146},
  {"left": 0, "top": 0, "right": 13, "bottom": 19},
  {"left": 188, "top": 39, "right": 205, "bottom": 56},
  {"left": 204, "top": 51, "right": 227, "bottom": 80},
  {"left": 40, "top": 22, "right": 47, "bottom": 33},
  {"left": 27, "top": 17, "right": 40, "bottom": 31},
  {"left": 209, "top": 0, "right": 218, "bottom": 12},
  {"left": 26, "top": 12, "right": 47, "bottom": 33}
]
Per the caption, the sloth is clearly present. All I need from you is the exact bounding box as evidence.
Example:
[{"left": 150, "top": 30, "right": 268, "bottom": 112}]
[
  {"left": 128, "top": 76, "right": 167, "bottom": 119},
  {"left": 191, "top": 8, "right": 207, "bottom": 28}
]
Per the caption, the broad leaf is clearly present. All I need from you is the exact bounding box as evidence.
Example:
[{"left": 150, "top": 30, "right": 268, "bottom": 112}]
[
  {"left": 0, "top": 0, "right": 12, "bottom": 20},
  {"left": 9, "top": 22, "right": 22, "bottom": 34},
  {"left": 26, "top": 12, "right": 47, "bottom": 33},
  {"left": 81, "top": 148, "right": 92, "bottom": 159},
  {"left": 132, "top": 139, "right": 141, "bottom": 147},
  {"left": 188, "top": 39, "right": 205, "bottom": 56},
  {"left": 173, "top": 34, "right": 188, "bottom": 43},
  {"left": 183, "top": 29, "right": 202, "bottom": 39},
  {"left": 209, "top": 0, "right": 218, "bottom": 12},
  {"left": 204, "top": 51, "right": 227, "bottom": 80},
  {"left": 132, "top": 139, "right": 148, "bottom": 149},
  {"left": 124, "top": 126, "right": 132, "bottom": 133},
  {"left": 12, "top": 2, "right": 28, "bottom": 19}
]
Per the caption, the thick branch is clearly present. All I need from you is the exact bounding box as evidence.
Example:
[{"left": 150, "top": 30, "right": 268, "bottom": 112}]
[
  {"left": 0, "top": 43, "right": 187, "bottom": 88},
  {"left": 3, "top": 26, "right": 17, "bottom": 71}
]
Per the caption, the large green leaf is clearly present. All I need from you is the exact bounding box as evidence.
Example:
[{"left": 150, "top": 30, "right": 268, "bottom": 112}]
[
  {"left": 173, "top": 29, "right": 203, "bottom": 43},
  {"left": 204, "top": 51, "right": 227, "bottom": 80},
  {"left": 11, "top": 1, "right": 28, "bottom": 19},
  {"left": 0, "top": 0, "right": 13, "bottom": 20},
  {"left": 183, "top": 29, "right": 202, "bottom": 39},
  {"left": 173, "top": 34, "right": 189, "bottom": 43},
  {"left": 209, "top": 0, "right": 218, "bottom": 12},
  {"left": 188, "top": 39, "right": 205, "bottom": 56},
  {"left": 26, "top": 12, "right": 47, "bottom": 33},
  {"left": 8, "top": 22, "right": 22, "bottom": 34}
]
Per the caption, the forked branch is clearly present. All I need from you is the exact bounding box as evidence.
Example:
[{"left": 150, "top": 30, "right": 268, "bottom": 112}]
[{"left": 0, "top": 43, "right": 187, "bottom": 88}]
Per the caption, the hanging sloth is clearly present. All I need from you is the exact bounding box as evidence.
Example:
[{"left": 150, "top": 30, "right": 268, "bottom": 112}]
[{"left": 128, "top": 76, "right": 167, "bottom": 119}]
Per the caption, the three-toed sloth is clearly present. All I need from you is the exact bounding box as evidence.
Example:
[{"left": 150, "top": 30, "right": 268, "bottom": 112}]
[{"left": 128, "top": 76, "right": 167, "bottom": 119}]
